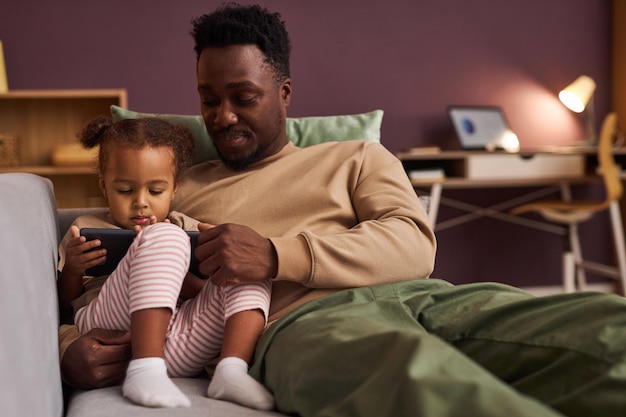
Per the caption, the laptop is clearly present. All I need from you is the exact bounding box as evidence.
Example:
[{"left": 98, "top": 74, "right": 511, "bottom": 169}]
[{"left": 448, "top": 106, "right": 514, "bottom": 151}]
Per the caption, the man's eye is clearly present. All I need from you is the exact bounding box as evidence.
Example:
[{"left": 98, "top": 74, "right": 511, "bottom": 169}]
[
  {"left": 201, "top": 97, "right": 219, "bottom": 107},
  {"left": 237, "top": 95, "right": 257, "bottom": 106}
]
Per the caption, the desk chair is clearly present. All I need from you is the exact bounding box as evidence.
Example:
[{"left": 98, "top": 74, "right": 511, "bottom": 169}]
[{"left": 511, "top": 112, "right": 626, "bottom": 295}]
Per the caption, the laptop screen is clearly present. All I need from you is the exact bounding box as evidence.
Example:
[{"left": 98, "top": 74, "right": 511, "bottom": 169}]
[{"left": 448, "top": 106, "right": 514, "bottom": 151}]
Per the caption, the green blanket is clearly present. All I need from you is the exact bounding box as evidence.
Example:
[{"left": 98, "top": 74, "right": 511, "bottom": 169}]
[{"left": 251, "top": 279, "right": 626, "bottom": 417}]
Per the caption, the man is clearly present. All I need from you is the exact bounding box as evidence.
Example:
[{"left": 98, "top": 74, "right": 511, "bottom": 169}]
[{"left": 60, "top": 4, "right": 626, "bottom": 417}]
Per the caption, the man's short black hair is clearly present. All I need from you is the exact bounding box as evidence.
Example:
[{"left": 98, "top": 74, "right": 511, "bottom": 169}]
[{"left": 191, "top": 3, "right": 291, "bottom": 83}]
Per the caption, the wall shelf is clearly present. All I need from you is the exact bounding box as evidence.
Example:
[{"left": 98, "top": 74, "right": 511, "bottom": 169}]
[{"left": 0, "top": 88, "right": 127, "bottom": 208}]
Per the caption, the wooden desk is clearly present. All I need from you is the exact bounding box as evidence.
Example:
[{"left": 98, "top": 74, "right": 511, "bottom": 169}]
[
  {"left": 398, "top": 147, "right": 626, "bottom": 292},
  {"left": 397, "top": 146, "right": 614, "bottom": 184},
  {"left": 397, "top": 147, "right": 626, "bottom": 232},
  {"left": 397, "top": 147, "right": 626, "bottom": 292}
]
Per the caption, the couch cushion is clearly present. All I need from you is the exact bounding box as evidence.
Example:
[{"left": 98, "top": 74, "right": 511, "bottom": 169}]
[
  {"left": 66, "top": 378, "right": 287, "bottom": 417},
  {"left": 111, "top": 105, "right": 383, "bottom": 165},
  {"left": 0, "top": 173, "right": 63, "bottom": 417}
]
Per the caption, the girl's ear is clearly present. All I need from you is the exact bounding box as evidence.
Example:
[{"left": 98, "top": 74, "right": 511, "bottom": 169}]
[
  {"left": 172, "top": 183, "right": 179, "bottom": 200},
  {"left": 99, "top": 177, "right": 107, "bottom": 199}
]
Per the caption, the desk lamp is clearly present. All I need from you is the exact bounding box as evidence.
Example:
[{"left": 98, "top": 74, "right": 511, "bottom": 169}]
[
  {"left": 558, "top": 75, "right": 597, "bottom": 144},
  {"left": 0, "top": 40, "right": 7, "bottom": 93}
]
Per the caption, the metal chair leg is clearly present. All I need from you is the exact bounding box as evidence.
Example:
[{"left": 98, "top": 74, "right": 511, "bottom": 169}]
[
  {"left": 568, "top": 222, "right": 587, "bottom": 291},
  {"left": 609, "top": 201, "right": 626, "bottom": 296},
  {"left": 563, "top": 251, "right": 576, "bottom": 293}
]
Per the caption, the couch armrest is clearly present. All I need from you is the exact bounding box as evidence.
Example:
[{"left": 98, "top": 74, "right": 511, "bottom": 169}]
[{"left": 0, "top": 173, "right": 64, "bottom": 417}]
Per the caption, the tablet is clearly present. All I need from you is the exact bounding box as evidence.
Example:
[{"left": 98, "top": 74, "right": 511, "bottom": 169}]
[{"left": 80, "top": 228, "right": 201, "bottom": 277}]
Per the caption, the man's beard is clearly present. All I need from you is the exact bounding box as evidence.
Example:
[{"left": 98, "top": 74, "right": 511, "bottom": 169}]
[
  {"left": 213, "top": 111, "right": 284, "bottom": 171},
  {"left": 216, "top": 143, "right": 269, "bottom": 171}
]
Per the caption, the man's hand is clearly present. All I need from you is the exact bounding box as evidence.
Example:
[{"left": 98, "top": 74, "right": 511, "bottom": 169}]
[
  {"left": 195, "top": 223, "right": 277, "bottom": 285},
  {"left": 61, "top": 328, "right": 131, "bottom": 389}
]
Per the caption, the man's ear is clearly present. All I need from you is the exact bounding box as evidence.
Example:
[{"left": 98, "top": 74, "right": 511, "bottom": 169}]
[{"left": 281, "top": 79, "right": 292, "bottom": 106}]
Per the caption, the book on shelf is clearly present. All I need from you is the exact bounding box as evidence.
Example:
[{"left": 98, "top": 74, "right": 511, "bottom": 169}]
[{"left": 408, "top": 168, "right": 445, "bottom": 181}]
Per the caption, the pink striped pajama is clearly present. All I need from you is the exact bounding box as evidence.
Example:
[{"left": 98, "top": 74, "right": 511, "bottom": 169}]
[{"left": 75, "top": 222, "right": 271, "bottom": 377}]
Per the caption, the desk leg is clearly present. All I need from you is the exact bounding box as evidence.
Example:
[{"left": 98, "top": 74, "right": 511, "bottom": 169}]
[
  {"left": 609, "top": 201, "right": 626, "bottom": 296},
  {"left": 558, "top": 182, "right": 572, "bottom": 201},
  {"left": 428, "top": 183, "right": 442, "bottom": 229}
]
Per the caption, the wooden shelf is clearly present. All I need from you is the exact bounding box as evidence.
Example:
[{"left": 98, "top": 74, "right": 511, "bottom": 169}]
[
  {"left": 0, "top": 165, "right": 97, "bottom": 175},
  {"left": 0, "top": 88, "right": 127, "bottom": 207},
  {"left": 0, "top": 89, "right": 127, "bottom": 100}
]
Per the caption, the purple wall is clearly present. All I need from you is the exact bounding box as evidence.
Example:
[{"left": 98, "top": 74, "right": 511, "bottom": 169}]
[{"left": 0, "top": 0, "right": 614, "bottom": 289}]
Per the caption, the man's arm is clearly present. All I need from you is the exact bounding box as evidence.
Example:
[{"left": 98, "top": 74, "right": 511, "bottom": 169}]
[
  {"left": 272, "top": 146, "right": 436, "bottom": 288},
  {"left": 194, "top": 143, "right": 436, "bottom": 289}
]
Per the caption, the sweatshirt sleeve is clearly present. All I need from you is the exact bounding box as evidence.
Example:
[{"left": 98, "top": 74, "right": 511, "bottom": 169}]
[
  {"left": 270, "top": 143, "right": 436, "bottom": 288},
  {"left": 168, "top": 211, "right": 201, "bottom": 231},
  {"left": 58, "top": 324, "right": 81, "bottom": 385}
]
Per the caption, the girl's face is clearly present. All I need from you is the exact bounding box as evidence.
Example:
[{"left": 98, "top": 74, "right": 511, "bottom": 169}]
[{"left": 99, "top": 145, "right": 178, "bottom": 229}]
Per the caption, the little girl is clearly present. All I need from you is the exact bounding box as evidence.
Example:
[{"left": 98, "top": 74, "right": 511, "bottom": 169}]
[{"left": 57, "top": 116, "right": 274, "bottom": 410}]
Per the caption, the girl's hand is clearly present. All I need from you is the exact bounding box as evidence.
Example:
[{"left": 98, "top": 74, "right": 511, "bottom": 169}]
[
  {"left": 132, "top": 215, "right": 169, "bottom": 234},
  {"left": 63, "top": 225, "right": 107, "bottom": 276},
  {"left": 58, "top": 225, "right": 106, "bottom": 321}
]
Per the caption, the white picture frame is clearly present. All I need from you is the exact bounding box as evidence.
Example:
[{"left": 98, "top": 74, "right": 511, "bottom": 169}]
[{"left": 448, "top": 106, "right": 513, "bottom": 151}]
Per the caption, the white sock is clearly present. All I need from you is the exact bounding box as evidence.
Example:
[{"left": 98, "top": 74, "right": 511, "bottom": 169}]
[
  {"left": 207, "top": 357, "right": 275, "bottom": 410},
  {"left": 122, "top": 357, "right": 191, "bottom": 408}
]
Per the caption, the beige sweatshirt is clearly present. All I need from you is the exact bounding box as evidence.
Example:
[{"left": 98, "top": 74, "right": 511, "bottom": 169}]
[{"left": 172, "top": 140, "right": 436, "bottom": 321}]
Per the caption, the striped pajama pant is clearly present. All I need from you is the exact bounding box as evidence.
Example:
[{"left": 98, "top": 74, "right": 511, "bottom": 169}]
[{"left": 75, "top": 222, "right": 272, "bottom": 377}]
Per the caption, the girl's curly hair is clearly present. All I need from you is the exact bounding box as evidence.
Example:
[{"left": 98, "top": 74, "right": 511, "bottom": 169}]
[{"left": 78, "top": 116, "right": 195, "bottom": 183}]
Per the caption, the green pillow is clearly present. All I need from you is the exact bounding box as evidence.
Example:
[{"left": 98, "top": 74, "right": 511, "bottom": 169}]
[{"left": 110, "top": 105, "right": 383, "bottom": 165}]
